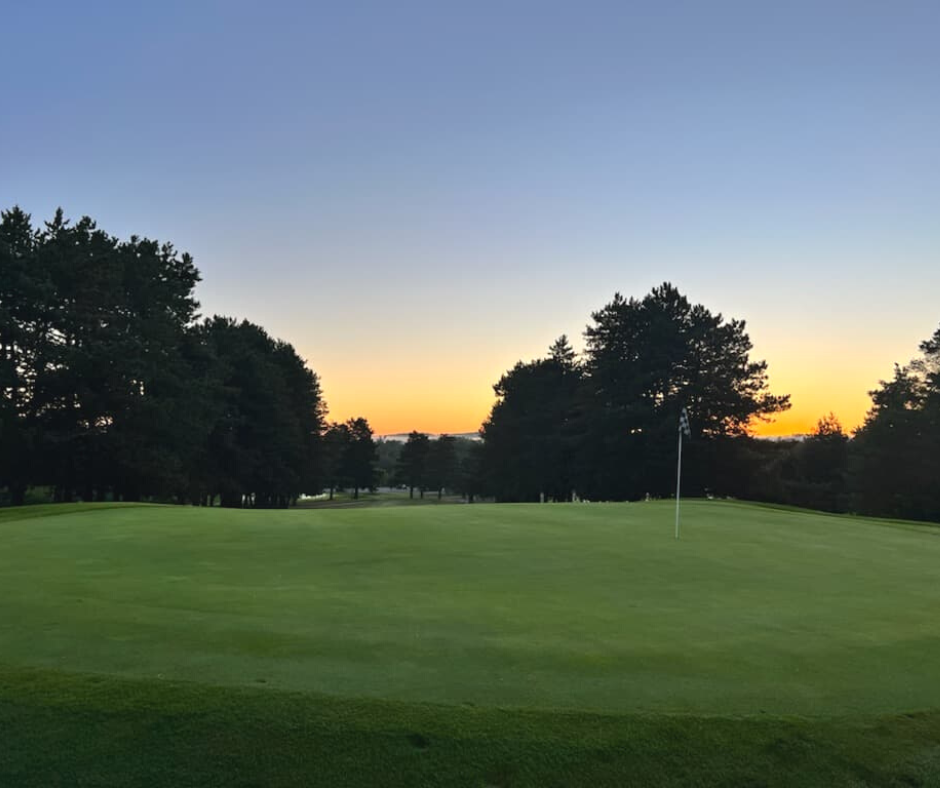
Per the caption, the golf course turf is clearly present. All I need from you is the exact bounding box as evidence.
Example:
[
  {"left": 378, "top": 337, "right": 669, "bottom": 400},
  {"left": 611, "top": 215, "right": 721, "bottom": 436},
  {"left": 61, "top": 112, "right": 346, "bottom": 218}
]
[{"left": 2, "top": 501, "right": 939, "bottom": 786}]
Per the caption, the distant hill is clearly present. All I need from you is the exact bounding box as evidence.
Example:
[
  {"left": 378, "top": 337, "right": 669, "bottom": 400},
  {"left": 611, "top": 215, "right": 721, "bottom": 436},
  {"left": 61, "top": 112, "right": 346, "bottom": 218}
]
[{"left": 380, "top": 432, "right": 481, "bottom": 443}]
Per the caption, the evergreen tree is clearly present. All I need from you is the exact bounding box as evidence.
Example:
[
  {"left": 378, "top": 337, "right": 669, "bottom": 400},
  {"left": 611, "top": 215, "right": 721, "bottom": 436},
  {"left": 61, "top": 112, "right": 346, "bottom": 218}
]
[
  {"left": 852, "top": 327, "right": 940, "bottom": 522},
  {"left": 454, "top": 440, "right": 486, "bottom": 503},
  {"left": 342, "top": 417, "right": 377, "bottom": 499},
  {"left": 481, "top": 336, "right": 581, "bottom": 502},
  {"left": 0, "top": 205, "right": 327, "bottom": 509},
  {"left": 576, "top": 283, "right": 789, "bottom": 500},
  {"left": 1, "top": 208, "right": 203, "bottom": 502},
  {"left": 796, "top": 414, "right": 849, "bottom": 512},
  {"left": 426, "top": 435, "right": 458, "bottom": 499},
  {"left": 396, "top": 431, "right": 431, "bottom": 498},
  {"left": 322, "top": 422, "right": 351, "bottom": 500},
  {"left": 0, "top": 207, "right": 42, "bottom": 504},
  {"left": 201, "top": 318, "right": 324, "bottom": 508}
]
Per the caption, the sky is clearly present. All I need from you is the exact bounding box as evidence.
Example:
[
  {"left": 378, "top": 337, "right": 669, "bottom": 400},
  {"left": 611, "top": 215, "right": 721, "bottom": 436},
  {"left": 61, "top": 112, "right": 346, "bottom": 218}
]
[{"left": 2, "top": 1, "right": 939, "bottom": 436}]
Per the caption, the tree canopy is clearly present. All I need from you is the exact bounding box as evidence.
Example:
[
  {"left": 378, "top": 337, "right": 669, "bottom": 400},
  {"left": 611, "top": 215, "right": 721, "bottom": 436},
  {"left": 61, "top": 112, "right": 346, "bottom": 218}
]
[
  {"left": 482, "top": 284, "right": 790, "bottom": 502},
  {"left": 342, "top": 417, "right": 378, "bottom": 499},
  {"left": 396, "top": 431, "right": 431, "bottom": 498},
  {"left": 852, "top": 326, "right": 940, "bottom": 522},
  {"left": 481, "top": 335, "right": 581, "bottom": 502},
  {"left": 0, "top": 207, "right": 325, "bottom": 507}
]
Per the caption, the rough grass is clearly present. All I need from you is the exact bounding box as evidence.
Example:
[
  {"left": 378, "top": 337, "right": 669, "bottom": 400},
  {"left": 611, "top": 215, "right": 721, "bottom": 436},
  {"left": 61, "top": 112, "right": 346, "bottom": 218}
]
[{"left": 2, "top": 500, "right": 939, "bottom": 786}]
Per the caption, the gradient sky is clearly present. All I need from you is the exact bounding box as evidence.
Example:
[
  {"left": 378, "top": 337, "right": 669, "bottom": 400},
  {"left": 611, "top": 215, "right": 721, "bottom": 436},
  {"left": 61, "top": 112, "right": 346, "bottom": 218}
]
[{"left": 3, "top": 1, "right": 939, "bottom": 436}]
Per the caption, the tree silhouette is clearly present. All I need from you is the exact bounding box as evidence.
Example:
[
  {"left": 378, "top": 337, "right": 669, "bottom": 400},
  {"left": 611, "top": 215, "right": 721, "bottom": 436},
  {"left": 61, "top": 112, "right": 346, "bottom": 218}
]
[
  {"left": 322, "top": 422, "right": 351, "bottom": 500},
  {"left": 481, "top": 285, "right": 790, "bottom": 502},
  {"left": 396, "top": 431, "right": 430, "bottom": 498},
  {"left": 853, "top": 327, "right": 940, "bottom": 521},
  {"left": 576, "top": 283, "right": 789, "bottom": 500},
  {"left": 0, "top": 206, "right": 325, "bottom": 508},
  {"left": 426, "top": 435, "right": 458, "bottom": 499},
  {"left": 481, "top": 336, "right": 581, "bottom": 502},
  {"left": 342, "top": 417, "right": 377, "bottom": 499}
]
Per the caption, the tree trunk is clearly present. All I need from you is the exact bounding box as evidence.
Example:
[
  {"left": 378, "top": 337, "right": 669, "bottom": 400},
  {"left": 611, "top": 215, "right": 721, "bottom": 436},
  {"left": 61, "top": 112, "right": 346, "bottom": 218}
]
[{"left": 409, "top": 486, "right": 414, "bottom": 499}]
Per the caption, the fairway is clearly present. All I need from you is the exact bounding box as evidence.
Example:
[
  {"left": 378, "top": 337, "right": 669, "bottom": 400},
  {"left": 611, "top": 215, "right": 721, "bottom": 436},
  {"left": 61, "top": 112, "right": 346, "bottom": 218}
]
[
  {"left": 2, "top": 501, "right": 939, "bottom": 716},
  {"left": 4, "top": 501, "right": 940, "bottom": 787}
]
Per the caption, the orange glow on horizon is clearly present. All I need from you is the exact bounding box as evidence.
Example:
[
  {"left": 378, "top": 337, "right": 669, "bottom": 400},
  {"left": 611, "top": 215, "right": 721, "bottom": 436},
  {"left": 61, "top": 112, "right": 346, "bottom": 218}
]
[
  {"left": 310, "top": 333, "right": 887, "bottom": 440},
  {"left": 322, "top": 378, "right": 873, "bottom": 439},
  {"left": 326, "top": 398, "right": 491, "bottom": 437},
  {"left": 747, "top": 362, "right": 876, "bottom": 438},
  {"left": 750, "top": 408, "right": 865, "bottom": 438},
  {"left": 326, "top": 396, "right": 871, "bottom": 439},
  {"left": 313, "top": 352, "right": 499, "bottom": 436}
]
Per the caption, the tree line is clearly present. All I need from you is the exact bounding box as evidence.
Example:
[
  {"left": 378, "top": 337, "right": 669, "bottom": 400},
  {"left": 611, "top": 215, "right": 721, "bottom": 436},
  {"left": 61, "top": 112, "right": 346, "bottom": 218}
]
[
  {"left": 392, "top": 432, "right": 483, "bottom": 500},
  {"left": 477, "top": 283, "right": 940, "bottom": 523},
  {"left": 3, "top": 207, "right": 938, "bottom": 522},
  {"left": 0, "top": 206, "right": 376, "bottom": 507}
]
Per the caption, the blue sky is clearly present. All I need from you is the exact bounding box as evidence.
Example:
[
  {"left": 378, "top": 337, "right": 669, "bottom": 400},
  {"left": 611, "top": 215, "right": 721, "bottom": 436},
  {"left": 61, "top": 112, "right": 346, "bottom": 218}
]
[{"left": 3, "top": 1, "right": 939, "bottom": 433}]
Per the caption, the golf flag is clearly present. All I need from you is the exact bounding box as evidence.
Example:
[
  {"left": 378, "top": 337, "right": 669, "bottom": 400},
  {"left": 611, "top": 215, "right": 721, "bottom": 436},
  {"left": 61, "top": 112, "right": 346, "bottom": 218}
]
[{"left": 675, "top": 407, "right": 690, "bottom": 539}]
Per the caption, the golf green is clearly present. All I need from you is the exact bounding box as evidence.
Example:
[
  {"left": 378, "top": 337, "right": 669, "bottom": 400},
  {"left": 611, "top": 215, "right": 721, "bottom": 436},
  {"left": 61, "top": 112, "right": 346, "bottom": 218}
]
[{"left": 2, "top": 500, "right": 938, "bottom": 716}]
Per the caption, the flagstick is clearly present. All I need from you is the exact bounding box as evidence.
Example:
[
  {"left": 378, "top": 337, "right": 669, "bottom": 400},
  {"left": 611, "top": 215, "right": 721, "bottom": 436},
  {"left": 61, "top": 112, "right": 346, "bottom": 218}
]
[{"left": 675, "top": 426, "right": 683, "bottom": 540}]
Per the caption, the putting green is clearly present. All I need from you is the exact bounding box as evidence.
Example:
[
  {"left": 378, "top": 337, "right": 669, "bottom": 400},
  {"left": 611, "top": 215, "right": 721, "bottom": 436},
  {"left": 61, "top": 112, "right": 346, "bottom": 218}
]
[{"left": 1, "top": 501, "right": 938, "bottom": 716}]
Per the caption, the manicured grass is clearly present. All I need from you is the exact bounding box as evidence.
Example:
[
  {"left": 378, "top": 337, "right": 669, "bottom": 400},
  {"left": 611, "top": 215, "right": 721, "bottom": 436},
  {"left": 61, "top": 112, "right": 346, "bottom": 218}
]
[
  {"left": 2, "top": 501, "right": 939, "bottom": 785},
  {"left": 3, "top": 665, "right": 939, "bottom": 788}
]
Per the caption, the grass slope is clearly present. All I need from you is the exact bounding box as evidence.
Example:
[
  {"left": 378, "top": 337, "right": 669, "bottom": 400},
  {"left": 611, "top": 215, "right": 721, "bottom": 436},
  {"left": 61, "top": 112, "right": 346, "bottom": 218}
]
[
  {"left": 3, "top": 666, "right": 939, "bottom": 788},
  {"left": 2, "top": 501, "right": 939, "bottom": 786}
]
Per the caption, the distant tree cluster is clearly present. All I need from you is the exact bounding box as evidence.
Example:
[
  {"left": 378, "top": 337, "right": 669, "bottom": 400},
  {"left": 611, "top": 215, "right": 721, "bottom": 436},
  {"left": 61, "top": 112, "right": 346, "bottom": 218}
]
[
  {"left": 321, "top": 418, "right": 378, "bottom": 500},
  {"left": 481, "top": 284, "right": 789, "bottom": 502},
  {"left": 0, "top": 206, "right": 357, "bottom": 507},
  {"left": 694, "top": 415, "right": 851, "bottom": 514},
  {"left": 479, "top": 283, "right": 940, "bottom": 523},
  {"left": 696, "top": 333, "right": 940, "bottom": 523},
  {"left": 392, "top": 432, "right": 482, "bottom": 501}
]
